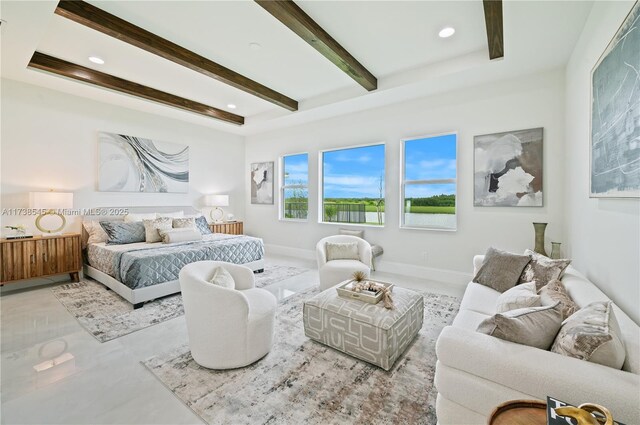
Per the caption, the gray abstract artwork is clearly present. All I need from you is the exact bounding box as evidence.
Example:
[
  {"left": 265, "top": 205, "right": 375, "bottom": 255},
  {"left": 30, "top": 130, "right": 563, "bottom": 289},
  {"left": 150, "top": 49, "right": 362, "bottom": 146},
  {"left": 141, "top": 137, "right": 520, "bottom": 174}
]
[
  {"left": 591, "top": 2, "right": 640, "bottom": 198},
  {"left": 98, "top": 132, "right": 189, "bottom": 193},
  {"left": 251, "top": 162, "right": 274, "bottom": 204},
  {"left": 474, "top": 128, "right": 543, "bottom": 207}
]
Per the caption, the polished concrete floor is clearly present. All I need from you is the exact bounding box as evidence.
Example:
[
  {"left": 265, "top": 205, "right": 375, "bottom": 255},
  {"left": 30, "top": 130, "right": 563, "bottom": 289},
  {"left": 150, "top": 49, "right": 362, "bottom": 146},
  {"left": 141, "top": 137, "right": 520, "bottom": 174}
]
[{"left": 1, "top": 255, "right": 464, "bottom": 425}]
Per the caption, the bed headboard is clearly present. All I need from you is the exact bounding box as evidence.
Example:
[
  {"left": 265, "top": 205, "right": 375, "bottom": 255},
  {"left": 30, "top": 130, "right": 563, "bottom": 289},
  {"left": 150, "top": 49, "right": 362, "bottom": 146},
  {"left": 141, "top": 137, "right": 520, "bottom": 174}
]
[{"left": 81, "top": 206, "right": 201, "bottom": 247}]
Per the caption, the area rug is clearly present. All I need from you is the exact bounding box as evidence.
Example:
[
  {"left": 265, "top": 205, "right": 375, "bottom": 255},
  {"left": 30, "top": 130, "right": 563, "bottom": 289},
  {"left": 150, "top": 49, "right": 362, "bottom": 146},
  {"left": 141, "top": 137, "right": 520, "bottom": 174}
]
[
  {"left": 142, "top": 288, "right": 460, "bottom": 425},
  {"left": 52, "top": 264, "right": 309, "bottom": 343}
]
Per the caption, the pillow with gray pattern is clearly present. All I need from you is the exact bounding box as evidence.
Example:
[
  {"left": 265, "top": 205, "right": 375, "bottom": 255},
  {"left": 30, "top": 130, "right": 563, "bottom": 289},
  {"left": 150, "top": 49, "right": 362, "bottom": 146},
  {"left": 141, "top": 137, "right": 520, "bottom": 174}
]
[
  {"left": 518, "top": 249, "right": 571, "bottom": 290},
  {"left": 551, "top": 301, "right": 626, "bottom": 369},
  {"left": 100, "top": 221, "right": 145, "bottom": 245}
]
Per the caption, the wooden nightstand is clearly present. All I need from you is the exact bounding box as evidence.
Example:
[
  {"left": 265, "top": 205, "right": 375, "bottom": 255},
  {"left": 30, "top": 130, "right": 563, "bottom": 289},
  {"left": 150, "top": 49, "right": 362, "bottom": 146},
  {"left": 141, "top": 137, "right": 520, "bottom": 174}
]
[
  {"left": 0, "top": 233, "right": 82, "bottom": 285},
  {"left": 209, "top": 221, "right": 243, "bottom": 235}
]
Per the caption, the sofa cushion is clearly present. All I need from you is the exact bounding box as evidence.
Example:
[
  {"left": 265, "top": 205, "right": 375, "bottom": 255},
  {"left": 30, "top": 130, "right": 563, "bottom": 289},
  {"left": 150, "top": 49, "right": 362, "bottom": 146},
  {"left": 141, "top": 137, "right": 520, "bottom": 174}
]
[
  {"left": 459, "top": 282, "right": 501, "bottom": 316},
  {"left": 473, "top": 247, "right": 531, "bottom": 293},
  {"left": 551, "top": 301, "right": 626, "bottom": 370},
  {"left": 495, "top": 281, "right": 541, "bottom": 313},
  {"left": 540, "top": 279, "right": 578, "bottom": 320},
  {"left": 452, "top": 309, "right": 491, "bottom": 331},
  {"left": 477, "top": 302, "right": 563, "bottom": 350},
  {"left": 519, "top": 249, "right": 571, "bottom": 290}
]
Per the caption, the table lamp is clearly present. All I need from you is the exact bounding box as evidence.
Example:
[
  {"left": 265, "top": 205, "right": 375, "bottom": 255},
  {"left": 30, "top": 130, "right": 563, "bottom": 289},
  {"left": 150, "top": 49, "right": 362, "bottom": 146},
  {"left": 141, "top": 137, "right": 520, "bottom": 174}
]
[
  {"left": 205, "top": 194, "right": 229, "bottom": 223},
  {"left": 29, "top": 191, "right": 73, "bottom": 234}
]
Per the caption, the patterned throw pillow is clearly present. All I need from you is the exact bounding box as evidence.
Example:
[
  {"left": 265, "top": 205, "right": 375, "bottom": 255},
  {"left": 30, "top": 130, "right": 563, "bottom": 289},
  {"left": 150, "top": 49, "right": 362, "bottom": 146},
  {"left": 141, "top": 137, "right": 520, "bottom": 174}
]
[
  {"left": 83, "top": 220, "right": 109, "bottom": 245},
  {"left": 172, "top": 217, "right": 196, "bottom": 229},
  {"left": 539, "top": 279, "right": 578, "bottom": 320},
  {"left": 326, "top": 242, "right": 360, "bottom": 261},
  {"left": 477, "top": 302, "right": 563, "bottom": 350},
  {"left": 194, "top": 216, "right": 212, "bottom": 235},
  {"left": 551, "top": 301, "right": 626, "bottom": 369},
  {"left": 473, "top": 247, "right": 531, "bottom": 293},
  {"left": 518, "top": 249, "right": 571, "bottom": 290},
  {"left": 99, "top": 221, "right": 146, "bottom": 245},
  {"left": 209, "top": 266, "right": 235, "bottom": 289},
  {"left": 495, "top": 281, "right": 541, "bottom": 313},
  {"left": 143, "top": 217, "right": 173, "bottom": 243}
]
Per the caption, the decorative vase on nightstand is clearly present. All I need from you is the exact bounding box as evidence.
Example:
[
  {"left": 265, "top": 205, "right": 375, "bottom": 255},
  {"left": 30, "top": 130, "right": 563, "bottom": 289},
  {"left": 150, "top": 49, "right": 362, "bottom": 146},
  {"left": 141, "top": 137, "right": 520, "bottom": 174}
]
[{"left": 533, "top": 222, "right": 548, "bottom": 256}]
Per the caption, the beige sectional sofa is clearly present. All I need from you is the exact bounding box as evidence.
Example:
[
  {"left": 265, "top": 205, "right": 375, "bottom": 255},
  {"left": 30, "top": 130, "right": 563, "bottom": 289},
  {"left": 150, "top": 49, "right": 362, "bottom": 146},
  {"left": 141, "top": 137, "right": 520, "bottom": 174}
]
[{"left": 435, "top": 255, "right": 640, "bottom": 425}]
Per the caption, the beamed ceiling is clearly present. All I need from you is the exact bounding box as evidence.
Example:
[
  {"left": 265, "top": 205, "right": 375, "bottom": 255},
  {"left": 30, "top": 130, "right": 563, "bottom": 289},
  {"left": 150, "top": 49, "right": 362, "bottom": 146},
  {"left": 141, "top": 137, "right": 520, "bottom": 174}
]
[{"left": 1, "top": 1, "right": 594, "bottom": 135}]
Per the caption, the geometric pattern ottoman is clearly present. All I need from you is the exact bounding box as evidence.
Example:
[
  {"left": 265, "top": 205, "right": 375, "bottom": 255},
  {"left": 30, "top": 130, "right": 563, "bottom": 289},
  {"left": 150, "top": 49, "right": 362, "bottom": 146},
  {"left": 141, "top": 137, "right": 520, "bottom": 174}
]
[{"left": 303, "top": 285, "right": 424, "bottom": 371}]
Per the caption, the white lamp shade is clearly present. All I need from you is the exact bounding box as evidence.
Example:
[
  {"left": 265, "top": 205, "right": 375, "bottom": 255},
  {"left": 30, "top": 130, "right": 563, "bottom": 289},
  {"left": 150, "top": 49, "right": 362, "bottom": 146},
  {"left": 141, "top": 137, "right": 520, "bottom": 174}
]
[
  {"left": 29, "top": 192, "right": 74, "bottom": 209},
  {"left": 205, "top": 194, "right": 229, "bottom": 207}
]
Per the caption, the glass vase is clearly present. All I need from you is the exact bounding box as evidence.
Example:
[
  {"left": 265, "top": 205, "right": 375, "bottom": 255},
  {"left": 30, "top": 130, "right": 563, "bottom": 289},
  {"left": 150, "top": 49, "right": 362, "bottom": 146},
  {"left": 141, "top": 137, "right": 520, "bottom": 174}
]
[
  {"left": 533, "top": 222, "right": 548, "bottom": 256},
  {"left": 550, "top": 242, "right": 562, "bottom": 259}
]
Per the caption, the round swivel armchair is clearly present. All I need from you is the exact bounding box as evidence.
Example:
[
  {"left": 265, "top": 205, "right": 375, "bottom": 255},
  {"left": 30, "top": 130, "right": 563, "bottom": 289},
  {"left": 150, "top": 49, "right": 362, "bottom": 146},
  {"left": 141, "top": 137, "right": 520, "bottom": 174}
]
[
  {"left": 179, "top": 261, "right": 277, "bottom": 369},
  {"left": 316, "top": 235, "right": 372, "bottom": 291}
]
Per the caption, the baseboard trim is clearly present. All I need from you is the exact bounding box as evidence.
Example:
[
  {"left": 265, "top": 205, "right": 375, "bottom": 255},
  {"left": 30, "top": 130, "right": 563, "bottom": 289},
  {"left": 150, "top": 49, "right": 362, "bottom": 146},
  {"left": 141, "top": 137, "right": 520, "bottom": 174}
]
[{"left": 264, "top": 243, "right": 472, "bottom": 286}]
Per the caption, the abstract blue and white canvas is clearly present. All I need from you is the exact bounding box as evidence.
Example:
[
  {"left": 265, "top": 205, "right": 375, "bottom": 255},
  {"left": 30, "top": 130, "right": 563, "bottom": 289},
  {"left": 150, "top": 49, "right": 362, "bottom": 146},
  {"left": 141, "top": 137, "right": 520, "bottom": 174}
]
[
  {"left": 98, "top": 132, "right": 189, "bottom": 193},
  {"left": 591, "top": 2, "right": 640, "bottom": 198}
]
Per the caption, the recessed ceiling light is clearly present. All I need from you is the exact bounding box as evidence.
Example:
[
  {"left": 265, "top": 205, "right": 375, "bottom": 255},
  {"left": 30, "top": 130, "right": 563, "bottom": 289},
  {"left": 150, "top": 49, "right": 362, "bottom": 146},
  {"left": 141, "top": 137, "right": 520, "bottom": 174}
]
[
  {"left": 227, "top": 104, "right": 237, "bottom": 109},
  {"left": 438, "top": 27, "right": 455, "bottom": 38},
  {"left": 88, "top": 56, "right": 105, "bottom": 65},
  {"left": 249, "top": 42, "right": 262, "bottom": 50}
]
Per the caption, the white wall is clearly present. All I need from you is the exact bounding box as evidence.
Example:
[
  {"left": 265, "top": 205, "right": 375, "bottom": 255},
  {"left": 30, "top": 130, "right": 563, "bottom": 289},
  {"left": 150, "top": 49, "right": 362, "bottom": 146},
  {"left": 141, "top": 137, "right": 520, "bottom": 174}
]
[
  {"left": 0, "top": 79, "right": 245, "bottom": 234},
  {"left": 245, "top": 70, "right": 566, "bottom": 283},
  {"left": 564, "top": 1, "right": 640, "bottom": 324}
]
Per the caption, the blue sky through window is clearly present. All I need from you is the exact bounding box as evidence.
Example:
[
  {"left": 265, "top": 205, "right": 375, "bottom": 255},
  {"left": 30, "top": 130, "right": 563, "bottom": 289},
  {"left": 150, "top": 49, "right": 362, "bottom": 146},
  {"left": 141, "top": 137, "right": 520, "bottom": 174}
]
[
  {"left": 283, "top": 153, "right": 308, "bottom": 186},
  {"left": 404, "top": 134, "right": 456, "bottom": 196},
  {"left": 323, "top": 144, "right": 385, "bottom": 198}
]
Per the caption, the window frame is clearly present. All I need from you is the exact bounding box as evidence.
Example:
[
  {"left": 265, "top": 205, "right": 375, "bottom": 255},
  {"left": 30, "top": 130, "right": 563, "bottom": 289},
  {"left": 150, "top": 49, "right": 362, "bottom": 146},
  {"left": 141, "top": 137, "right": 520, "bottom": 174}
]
[
  {"left": 318, "top": 142, "right": 387, "bottom": 228},
  {"left": 279, "top": 152, "right": 309, "bottom": 222},
  {"left": 399, "top": 131, "right": 458, "bottom": 231}
]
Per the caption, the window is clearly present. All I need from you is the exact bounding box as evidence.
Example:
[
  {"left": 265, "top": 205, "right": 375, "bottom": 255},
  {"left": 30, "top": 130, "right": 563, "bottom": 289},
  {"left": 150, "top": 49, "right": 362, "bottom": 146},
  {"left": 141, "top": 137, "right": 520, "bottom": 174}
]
[
  {"left": 401, "top": 133, "right": 457, "bottom": 230},
  {"left": 320, "top": 144, "right": 385, "bottom": 226},
  {"left": 281, "top": 153, "right": 308, "bottom": 220}
]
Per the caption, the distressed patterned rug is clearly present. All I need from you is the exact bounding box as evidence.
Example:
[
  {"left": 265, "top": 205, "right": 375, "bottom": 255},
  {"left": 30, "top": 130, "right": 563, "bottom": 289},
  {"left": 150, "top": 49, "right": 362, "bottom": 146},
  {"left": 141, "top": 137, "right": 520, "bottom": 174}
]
[
  {"left": 52, "top": 264, "right": 309, "bottom": 343},
  {"left": 142, "top": 288, "right": 460, "bottom": 425}
]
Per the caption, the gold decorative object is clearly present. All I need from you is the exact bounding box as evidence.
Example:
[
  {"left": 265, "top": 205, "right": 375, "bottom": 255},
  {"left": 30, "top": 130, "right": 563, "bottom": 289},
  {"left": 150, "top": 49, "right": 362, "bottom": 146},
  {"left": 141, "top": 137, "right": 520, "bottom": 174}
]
[
  {"left": 555, "top": 403, "right": 614, "bottom": 425},
  {"left": 352, "top": 270, "right": 366, "bottom": 282},
  {"left": 29, "top": 191, "right": 73, "bottom": 234}
]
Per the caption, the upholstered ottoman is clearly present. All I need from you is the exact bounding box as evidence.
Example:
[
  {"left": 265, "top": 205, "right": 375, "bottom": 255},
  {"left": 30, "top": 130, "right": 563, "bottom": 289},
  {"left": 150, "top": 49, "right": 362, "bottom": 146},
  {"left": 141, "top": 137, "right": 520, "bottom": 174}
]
[{"left": 303, "top": 285, "right": 424, "bottom": 370}]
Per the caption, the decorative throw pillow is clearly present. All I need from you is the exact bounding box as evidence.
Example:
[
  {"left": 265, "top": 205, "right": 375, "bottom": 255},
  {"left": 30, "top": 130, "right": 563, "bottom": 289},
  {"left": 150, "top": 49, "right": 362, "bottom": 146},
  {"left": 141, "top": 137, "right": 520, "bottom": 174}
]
[
  {"left": 100, "top": 221, "right": 146, "bottom": 245},
  {"left": 477, "top": 302, "right": 563, "bottom": 350},
  {"left": 473, "top": 247, "right": 531, "bottom": 293},
  {"left": 551, "top": 301, "right": 626, "bottom": 369},
  {"left": 158, "top": 228, "right": 202, "bottom": 244},
  {"left": 209, "top": 266, "right": 234, "bottom": 289},
  {"left": 326, "top": 242, "right": 360, "bottom": 261},
  {"left": 519, "top": 249, "right": 572, "bottom": 290},
  {"left": 194, "top": 216, "right": 212, "bottom": 235},
  {"left": 83, "top": 220, "right": 109, "bottom": 245},
  {"left": 339, "top": 228, "right": 365, "bottom": 239},
  {"left": 123, "top": 212, "right": 157, "bottom": 223},
  {"left": 172, "top": 217, "right": 196, "bottom": 229},
  {"left": 143, "top": 217, "right": 173, "bottom": 243},
  {"left": 495, "top": 281, "right": 541, "bottom": 313},
  {"left": 157, "top": 211, "right": 184, "bottom": 219},
  {"left": 539, "top": 279, "right": 578, "bottom": 320}
]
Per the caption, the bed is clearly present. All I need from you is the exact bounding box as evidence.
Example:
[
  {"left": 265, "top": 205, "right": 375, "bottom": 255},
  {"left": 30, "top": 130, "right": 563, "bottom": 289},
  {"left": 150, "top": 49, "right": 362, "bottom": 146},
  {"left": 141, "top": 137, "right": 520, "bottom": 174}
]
[{"left": 82, "top": 207, "right": 265, "bottom": 308}]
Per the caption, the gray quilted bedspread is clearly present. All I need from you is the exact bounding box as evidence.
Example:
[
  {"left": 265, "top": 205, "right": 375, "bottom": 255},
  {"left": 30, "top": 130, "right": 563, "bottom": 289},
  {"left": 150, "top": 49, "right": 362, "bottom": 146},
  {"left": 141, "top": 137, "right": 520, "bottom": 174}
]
[{"left": 98, "top": 235, "right": 263, "bottom": 289}]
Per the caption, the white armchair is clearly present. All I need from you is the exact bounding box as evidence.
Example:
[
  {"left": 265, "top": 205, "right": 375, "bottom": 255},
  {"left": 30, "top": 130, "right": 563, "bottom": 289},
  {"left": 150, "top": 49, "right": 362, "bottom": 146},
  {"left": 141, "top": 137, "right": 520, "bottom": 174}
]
[
  {"left": 316, "top": 235, "right": 372, "bottom": 291},
  {"left": 179, "top": 261, "right": 277, "bottom": 369}
]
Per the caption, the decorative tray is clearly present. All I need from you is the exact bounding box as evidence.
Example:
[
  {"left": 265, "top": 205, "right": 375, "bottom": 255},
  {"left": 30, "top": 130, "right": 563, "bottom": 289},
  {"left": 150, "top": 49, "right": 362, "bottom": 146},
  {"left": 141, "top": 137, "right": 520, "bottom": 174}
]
[{"left": 336, "top": 279, "right": 394, "bottom": 305}]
